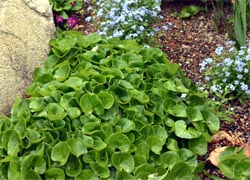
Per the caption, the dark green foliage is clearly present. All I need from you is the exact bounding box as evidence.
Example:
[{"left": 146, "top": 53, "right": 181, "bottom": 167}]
[{"left": 0, "top": 31, "right": 220, "bottom": 179}]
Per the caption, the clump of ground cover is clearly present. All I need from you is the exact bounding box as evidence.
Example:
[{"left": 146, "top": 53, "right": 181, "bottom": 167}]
[{"left": 0, "top": 31, "right": 220, "bottom": 179}]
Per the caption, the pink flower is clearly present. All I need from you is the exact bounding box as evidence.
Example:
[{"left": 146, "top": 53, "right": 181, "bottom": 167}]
[
  {"left": 56, "top": 16, "right": 64, "bottom": 23},
  {"left": 67, "top": 17, "right": 77, "bottom": 28},
  {"left": 70, "top": 1, "right": 76, "bottom": 7}
]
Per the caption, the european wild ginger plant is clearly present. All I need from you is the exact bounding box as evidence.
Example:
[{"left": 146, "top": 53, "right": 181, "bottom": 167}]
[{"left": 0, "top": 31, "right": 220, "bottom": 180}]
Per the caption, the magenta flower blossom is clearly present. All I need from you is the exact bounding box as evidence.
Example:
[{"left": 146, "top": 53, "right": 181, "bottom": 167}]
[
  {"left": 67, "top": 17, "right": 77, "bottom": 28},
  {"left": 56, "top": 16, "right": 64, "bottom": 23},
  {"left": 70, "top": 1, "right": 76, "bottom": 7}
]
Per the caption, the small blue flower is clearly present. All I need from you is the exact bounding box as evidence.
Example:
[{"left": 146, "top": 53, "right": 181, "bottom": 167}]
[
  {"left": 240, "top": 82, "right": 248, "bottom": 92},
  {"left": 85, "top": 16, "right": 92, "bottom": 22},
  {"left": 162, "top": 25, "right": 168, "bottom": 31},
  {"left": 215, "top": 46, "right": 224, "bottom": 55},
  {"left": 224, "top": 58, "right": 233, "bottom": 66},
  {"left": 237, "top": 74, "right": 243, "bottom": 79},
  {"left": 244, "top": 68, "right": 249, "bottom": 73},
  {"left": 246, "top": 55, "right": 250, "bottom": 61},
  {"left": 238, "top": 50, "right": 245, "bottom": 56},
  {"left": 225, "top": 72, "right": 230, "bottom": 77},
  {"left": 234, "top": 80, "right": 239, "bottom": 85},
  {"left": 227, "top": 84, "right": 235, "bottom": 91}
]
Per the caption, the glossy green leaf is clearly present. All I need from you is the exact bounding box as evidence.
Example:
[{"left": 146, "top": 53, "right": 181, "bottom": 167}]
[
  {"left": 135, "top": 142, "right": 150, "bottom": 160},
  {"left": 108, "top": 133, "right": 131, "bottom": 152},
  {"left": 161, "top": 151, "right": 180, "bottom": 169},
  {"left": 22, "top": 170, "right": 41, "bottom": 180},
  {"left": 154, "top": 125, "right": 168, "bottom": 145},
  {"left": 175, "top": 120, "right": 201, "bottom": 139},
  {"left": 51, "top": 142, "right": 69, "bottom": 165},
  {"left": 21, "top": 155, "right": 46, "bottom": 174},
  {"left": 165, "top": 162, "right": 192, "bottom": 180},
  {"left": 118, "top": 118, "right": 135, "bottom": 133},
  {"left": 65, "top": 155, "right": 82, "bottom": 177},
  {"left": 8, "top": 160, "right": 21, "bottom": 180},
  {"left": 205, "top": 111, "right": 220, "bottom": 134},
  {"left": 29, "top": 98, "right": 45, "bottom": 112},
  {"left": 67, "top": 107, "right": 81, "bottom": 119},
  {"left": 54, "top": 62, "right": 71, "bottom": 81},
  {"left": 80, "top": 93, "right": 103, "bottom": 115},
  {"left": 188, "top": 136, "right": 207, "bottom": 155},
  {"left": 90, "top": 162, "right": 110, "bottom": 179},
  {"left": 131, "top": 89, "right": 149, "bottom": 104},
  {"left": 110, "top": 85, "right": 131, "bottom": 104},
  {"left": 45, "top": 103, "right": 67, "bottom": 121},
  {"left": 64, "top": 77, "right": 83, "bottom": 90},
  {"left": 97, "top": 91, "right": 114, "bottom": 109},
  {"left": 234, "top": 162, "right": 250, "bottom": 178},
  {"left": 67, "top": 138, "right": 87, "bottom": 157},
  {"left": 186, "top": 107, "right": 203, "bottom": 122},
  {"left": 92, "top": 136, "right": 107, "bottom": 151},
  {"left": 116, "top": 170, "right": 135, "bottom": 180},
  {"left": 112, "top": 152, "right": 135, "bottom": 173},
  {"left": 146, "top": 136, "right": 163, "bottom": 155},
  {"left": 76, "top": 169, "right": 98, "bottom": 180},
  {"left": 45, "top": 168, "right": 65, "bottom": 180}
]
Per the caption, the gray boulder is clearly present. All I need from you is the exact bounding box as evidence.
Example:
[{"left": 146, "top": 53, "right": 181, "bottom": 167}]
[{"left": 0, "top": 0, "right": 55, "bottom": 115}]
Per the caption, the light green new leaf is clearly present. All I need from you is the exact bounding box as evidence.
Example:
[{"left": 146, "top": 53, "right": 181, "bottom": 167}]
[
  {"left": 186, "top": 107, "right": 203, "bottom": 122},
  {"left": 175, "top": 120, "right": 201, "bottom": 139},
  {"left": 54, "top": 62, "right": 71, "bottom": 81},
  {"left": 29, "top": 98, "right": 45, "bottom": 112},
  {"left": 112, "top": 152, "right": 135, "bottom": 173},
  {"left": 135, "top": 143, "right": 150, "bottom": 160},
  {"left": 64, "top": 77, "right": 83, "bottom": 90},
  {"left": 67, "top": 107, "right": 81, "bottom": 119},
  {"left": 45, "top": 103, "right": 67, "bottom": 121},
  {"left": 97, "top": 92, "right": 114, "bottom": 109},
  {"left": 205, "top": 112, "right": 220, "bottom": 134},
  {"left": 2, "top": 130, "right": 21, "bottom": 156},
  {"left": 108, "top": 132, "right": 131, "bottom": 152},
  {"left": 146, "top": 136, "right": 163, "bottom": 155},
  {"left": 67, "top": 138, "right": 87, "bottom": 157},
  {"left": 51, "top": 142, "right": 70, "bottom": 165},
  {"left": 118, "top": 118, "right": 135, "bottom": 133},
  {"left": 154, "top": 125, "right": 168, "bottom": 145}
]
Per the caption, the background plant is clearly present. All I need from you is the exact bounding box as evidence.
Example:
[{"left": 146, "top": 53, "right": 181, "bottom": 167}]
[
  {"left": 200, "top": 40, "right": 250, "bottom": 103},
  {"left": 232, "top": 0, "right": 250, "bottom": 47},
  {"left": 211, "top": 0, "right": 250, "bottom": 49},
  {"left": 218, "top": 146, "right": 250, "bottom": 180},
  {"left": 86, "top": 0, "right": 167, "bottom": 45},
  {"left": 49, "top": 0, "right": 82, "bottom": 29},
  {"left": 0, "top": 31, "right": 220, "bottom": 180}
]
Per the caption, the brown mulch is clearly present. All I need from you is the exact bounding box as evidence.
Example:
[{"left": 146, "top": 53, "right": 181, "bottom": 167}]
[{"left": 72, "top": 2, "right": 250, "bottom": 179}]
